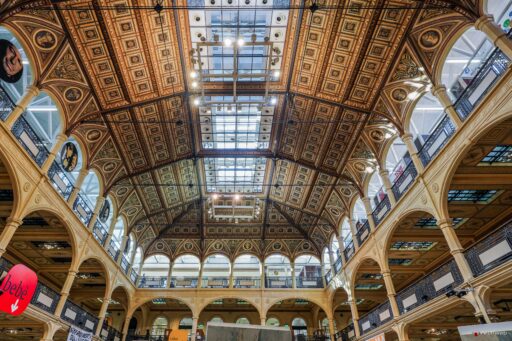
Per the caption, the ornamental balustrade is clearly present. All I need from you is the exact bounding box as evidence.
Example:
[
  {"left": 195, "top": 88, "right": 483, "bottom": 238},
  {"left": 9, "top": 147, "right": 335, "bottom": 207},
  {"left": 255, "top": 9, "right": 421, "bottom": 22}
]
[
  {"left": 73, "top": 193, "right": 94, "bottom": 226},
  {"left": 201, "top": 277, "right": 230, "bottom": 288},
  {"left": 343, "top": 240, "right": 355, "bottom": 261},
  {"left": 120, "top": 255, "right": 130, "bottom": 274},
  {"left": 170, "top": 276, "right": 198, "bottom": 288},
  {"left": 30, "top": 281, "right": 61, "bottom": 314},
  {"left": 100, "top": 322, "right": 122, "bottom": 341},
  {"left": 465, "top": 218, "right": 512, "bottom": 277},
  {"left": 11, "top": 115, "right": 49, "bottom": 167},
  {"left": 0, "top": 85, "right": 14, "bottom": 121},
  {"left": 296, "top": 276, "right": 324, "bottom": 288},
  {"left": 265, "top": 275, "right": 293, "bottom": 288},
  {"left": 418, "top": 115, "right": 456, "bottom": 167},
  {"left": 357, "top": 300, "right": 393, "bottom": 335},
  {"left": 391, "top": 161, "right": 417, "bottom": 201},
  {"left": 138, "top": 276, "right": 167, "bottom": 288},
  {"left": 453, "top": 34, "right": 511, "bottom": 121},
  {"left": 107, "top": 240, "right": 121, "bottom": 262},
  {"left": 233, "top": 277, "right": 261, "bottom": 288},
  {"left": 355, "top": 220, "right": 371, "bottom": 246},
  {"left": 371, "top": 195, "right": 391, "bottom": 226},
  {"left": 396, "top": 259, "right": 463, "bottom": 314},
  {"left": 130, "top": 269, "right": 138, "bottom": 283},
  {"left": 60, "top": 299, "right": 99, "bottom": 334},
  {"left": 333, "top": 255, "right": 342, "bottom": 274},
  {"left": 334, "top": 323, "right": 356, "bottom": 341},
  {"left": 47, "top": 161, "right": 74, "bottom": 201},
  {"left": 93, "top": 221, "right": 109, "bottom": 246}
]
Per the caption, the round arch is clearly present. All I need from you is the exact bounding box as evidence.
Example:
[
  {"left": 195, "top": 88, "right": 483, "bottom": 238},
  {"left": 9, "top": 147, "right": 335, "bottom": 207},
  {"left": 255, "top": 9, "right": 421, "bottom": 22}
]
[
  {"left": 128, "top": 295, "right": 195, "bottom": 317},
  {"left": 198, "top": 296, "right": 262, "bottom": 317},
  {"left": 0, "top": 23, "right": 40, "bottom": 83},
  {"left": 0, "top": 136, "right": 24, "bottom": 218},
  {"left": 348, "top": 255, "right": 384, "bottom": 294},
  {"left": 263, "top": 295, "right": 330, "bottom": 318},
  {"left": 75, "top": 255, "right": 112, "bottom": 296},
  {"left": 37, "top": 86, "right": 68, "bottom": 133}
]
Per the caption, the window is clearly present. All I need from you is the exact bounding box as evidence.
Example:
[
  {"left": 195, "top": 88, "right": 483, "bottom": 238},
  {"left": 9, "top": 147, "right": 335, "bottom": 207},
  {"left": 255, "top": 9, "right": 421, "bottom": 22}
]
[
  {"left": 152, "top": 317, "right": 168, "bottom": 336},
  {"left": 236, "top": 317, "right": 250, "bottom": 325},
  {"left": 266, "top": 317, "right": 280, "bottom": 327},
  {"left": 414, "top": 217, "right": 437, "bottom": 228},
  {"left": 141, "top": 255, "right": 171, "bottom": 277},
  {"left": 389, "top": 258, "right": 413, "bottom": 266},
  {"left": 447, "top": 190, "right": 497, "bottom": 202},
  {"left": 204, "top": 157, "right": 266, "bottom": 193},
  {"left": 480, "top": 145, "right": 512, "bottom": 164},
  {"left": 179, "top": 317, "right": 193, "bottom": 330},
  {"left": 292, "top": 318, "right": 307, "bottom": 337},
  {"left": 210, "top": 317, "right": 223, "bottom": 323},
  {"left": 360, "top": 273, "right": 383, "bottom": 280},
  {"left": 390, "top": 241, "right": 436, "bottom": 251},
  {"left": 172, "top": 255, "right": 201, "bottom": 277},
  {"left": 355, "top": 283, "right": 383, "bottom": 290}
]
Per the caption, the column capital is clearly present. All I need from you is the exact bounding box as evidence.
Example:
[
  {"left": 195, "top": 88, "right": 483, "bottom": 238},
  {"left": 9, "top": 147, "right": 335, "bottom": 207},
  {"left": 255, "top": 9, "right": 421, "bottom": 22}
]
[
  {"left": 430, "top": 84, "right": 447, "bottom": 96},
  {"left": 400, "top": 132, "right": 413, "bottom": 142},
  {"left": 5, "top": 217, "right": 23, "bottom": 226},
  {"left": 437, "top": 218, "right": 453, "bottom": 228},
  {"left": 54, "top": 133, "right": 68, "bottom": 145},
  {"left": 379, "top": 169, "right": 389, "bottom": 177},
  {"left": 25, "top": 84, "right": 40, "bottom": 97},
  {"left": 474, "top": 14, "right": 496, "bottom": 31}
]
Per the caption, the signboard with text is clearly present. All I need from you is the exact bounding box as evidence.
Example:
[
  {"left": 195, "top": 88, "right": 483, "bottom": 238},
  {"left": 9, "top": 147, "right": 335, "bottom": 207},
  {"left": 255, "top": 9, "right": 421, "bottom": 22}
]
[
  {"left": 0, "top": 264, "right": 38, "bottom": 316},
  {"left": 459, "top": 321, "right": 512, "bottom": 340}
]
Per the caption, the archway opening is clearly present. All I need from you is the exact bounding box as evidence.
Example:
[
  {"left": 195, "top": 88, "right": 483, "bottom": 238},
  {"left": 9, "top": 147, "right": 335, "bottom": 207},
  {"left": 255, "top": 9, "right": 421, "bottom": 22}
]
[
  {"left": 233, "top": 254, "right": 261, "bottom": 288},
  {"left": 332, "top": 288, "right": 350, "bottom": 337},
  {"left": 264, "top": 253, "right": 292, "bottom": 288},
  {"left": 102, "top": 286, "right": 130, "bottom": 337},
  {"left": 294, "top": 254, "right": 323, "bottom": 288},
  {"left": 139, "top": 254, "right": 171, "bottom": 288},
  {"left": 199, "top": 298, "right": 259, "bottom": 334},
  {"left": 202, "top": 254, "right": 230, "bottom": 288},
  {"left": 171, "top": 254, "right": 200, "bottom": 288}
]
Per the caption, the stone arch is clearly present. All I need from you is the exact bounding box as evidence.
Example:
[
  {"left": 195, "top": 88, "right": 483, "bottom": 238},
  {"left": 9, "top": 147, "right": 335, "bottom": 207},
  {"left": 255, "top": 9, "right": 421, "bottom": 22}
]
[
  {"left": 128, "top": 295, "right": 194, "bottom": 320},
  {"left": 263, "top": 295, "right": 329, "bottom": 319},
  {"left": 0, "top": 138, "right": 24, "bottom": 219},
  {"left": 198, "top": 296, "right": 262, "bottom": 318},
  {"left": 348, "top": 255, "right": 385, "bottom": 294},
  {"left": 75, "top": 255, "right": 112, "bottom": 297}
]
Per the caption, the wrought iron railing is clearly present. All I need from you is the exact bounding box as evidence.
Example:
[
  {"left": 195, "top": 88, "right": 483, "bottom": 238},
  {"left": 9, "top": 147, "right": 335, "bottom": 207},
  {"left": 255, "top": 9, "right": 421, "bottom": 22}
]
[
  {"left": 418, "top": 115, "right": 456, "bottom": 167},
  {"left": 453, "top": 40, "right": 510, "bottom": 121},
  {"left": 265, "top": 276, "right": 293, "bottom": 288},
  {"left": 391, "top": 161, "right": 417, "bottom": 201},
  {"left": 170, "top": 276, "right": 198, "bottom": 288},
  {"left": 333, "top": 255, "right": 342, "bottom": 274},
  {"left": 202, "top": 277, "right": 230, "bottom": 288},
  {"left": 0, "top": 84, "right": 14, "bottom": 121},
  {"left": 47, "top": 161, "right": 74, "bottom": 200},
  {"left": 11, "top": 115, "right": 49, "bottom": 167},
  {"left": 296, "top": 276, "right": 323, "bottom": 288},
  {"left": 93, "top": 221, "right": 109, "bottom": 246},
  {"left": 335, "top": 323, "right": 356, "bottom": 341},
  {"left": 343, "top": 240, "right": 355, "bottom": 261},
  {"left": 30, "top": 281, "right": 61, "bottom": 314},
  {"left": 233, "top": 277, "right": 261, "bottom": 288},
  {"left": 138, "top": 276, "right": 167, "bottom": 288},
  {"left": 60, "top": 299, "right": 99, "bottom": 333},
  {"left": 120, "top": 255, "right": 130, "bottom": 274},
  {"left": 130, "top": 269, "right": 138, "bottom": 283},
  {"left": 324, "top": 269, "right": 333, "bottom": 284},
  {"left": 107, "top": 240, "right": 120, "bottom": 261},
  {"left": 73, "top": 193, "right": 94, "bottom": 226},
  {"left": 371, "top": 195, "right": 391, "bottom": 226},
  {"left": 355, "top": 221, "right": 371, "bottom": 246},
  {"left": 357, "top": 300, "right": 393, "bottom": 335},
  {"left": 99, "top": 323, "right": 122, "bottom": 341},
  {"left": 396, "top": 259, "right": 463, "bottom": 314},
  {"left": 465, "top": 218, "right": 512, "bottom": 277}
]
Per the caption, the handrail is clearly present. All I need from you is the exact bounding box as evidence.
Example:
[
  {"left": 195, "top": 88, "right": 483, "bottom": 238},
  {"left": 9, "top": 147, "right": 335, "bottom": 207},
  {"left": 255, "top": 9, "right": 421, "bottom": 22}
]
[
  {"left": 48, "top": 161, "right": 75, "bottom": 201},
  {"left": 11, "top": 115, "right": 50, "bottom": 167},
  {"left": 265, "top": 275, "right": 293, "bottom": 288},
  {"left": 296, "top": 276, "right": 324, "bottom": 288},
  {"left": 371, "top": 195, "right": 391, "bottom": 226},
  {"left": 73, "top": 192, "right": 94, "bottom": 226},
  {"left": 233, "top": 277, "right": 261, "bottom": 288},
  {"left": 417, "top": 114, "right": 456, "bottom": 167},
  {"left": 391, "top": 161, "right": 417, "bottom": 201},
  {"left": 357, "top": 300, "right": 393, "bottom": 335},
  {"left": 138, "top": 276, "right": 167, "bottom": 288},
  {"left": 355, "top": 220, "right": 371, "bottom": 246}
]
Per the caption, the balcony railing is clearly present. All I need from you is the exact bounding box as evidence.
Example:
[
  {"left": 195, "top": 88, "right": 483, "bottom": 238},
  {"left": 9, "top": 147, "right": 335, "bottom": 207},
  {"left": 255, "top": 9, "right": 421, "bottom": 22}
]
[
  {"left": 343, "top": 240, "right": 355, "bottom": 261},
  {"left": 130, "top": 269, "right": 138, "bottom": 284},
  {"left": 355, "top": 221, "right": 371, "bottom": 246},
  {"left": 296, "top": 276, "right": 323, "bottom": 288},
  {"left": 60, "top": 299, "right": 99, "bottom": 333},
  {"left": 202, "top": 277, "right": 230, "bottom": 288},
  {"left": 453, "top": 40, "right": 510, "bottom": 121},
  {"left": 0, "top": 85, "right": 14, "bottom": 121},
  {"left": 357, "top": 300, "right": 393, "bottom": 335},
  {"left": 465, "top": 218, "right": 512, "bottom": 277},
  {"left": 120, "top": 255, "right": 130, "bottom": 274},
  {"left": 265, "top": 276, "right": 293, "bottom": 288},
  {"left": 170, "top": 276, "right": 198, "bottom": 288},
  {"left": 333, "top": 255, "right": 342, "bottom": 274},
  {"left": 11, "top": 115, "right": 49, "bottom": 167},
  {"left": 396, "top": 259, "right": 463, "bottom": 314},
  {"left": 31, "top": 281, "right": 61, "bottom": 314},
  {"left": 324, "top": 269, "right": 333, "bottom": 284},
  {"left": 107, "top": 240, "right": 120, "bottom": 261},
  {"left": 138, "top": 276, "right": 167, "bottom": 288},
  {"left": 93, "top": 221, "right": 109, "bottom": 246},
  {"left": 73, "top": 193, "right": 94, "bottom": 226},
  {"left": 233, "top": 277, "right": 261, "bottom": 288},
  {"left": 335, "top": 324, "right": 356, "bottom": 341},
  {"left": 418, "top": 115, "right": 456, "bottom": 167},
  {"left": 391, "top": 161, "right": 417, "bottom": 201},
  {"left": 47, "top": 161, "right": 75, "bottom": 201},
  {"left": 372, "top": 195, "right": 391, "bottom": 226},
  {"left": 100, "top": 322, "right": 122, "bottom": 341}
]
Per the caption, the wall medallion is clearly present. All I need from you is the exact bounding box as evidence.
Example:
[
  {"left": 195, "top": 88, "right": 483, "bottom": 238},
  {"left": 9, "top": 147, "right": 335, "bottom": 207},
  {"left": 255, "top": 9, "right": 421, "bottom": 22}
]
[
  {"left": 60, "top": 142, "right": 79, "bottom": 172},
  {"left": 419, "top": 30, "right": 441, "bottom": 49},
  {"left": 34, "top": 30, "right": 57, "bottom": 50}
]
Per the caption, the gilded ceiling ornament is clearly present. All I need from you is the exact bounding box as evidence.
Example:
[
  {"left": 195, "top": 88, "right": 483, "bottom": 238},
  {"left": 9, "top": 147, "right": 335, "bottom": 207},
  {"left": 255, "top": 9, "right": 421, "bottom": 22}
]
[
  {"left": 49, "top": 50, "right": 83, "bottom": 82},
  {"left": 392, "top": 53, "right": 422, "bottom": 81},
  {"left": 419, "top": 29, "right": 441, "bottom": 49},
  {"left": 64, "top": 87, "right": 82, "bottom": 102},
  {"left": 33, "top": 30, "right": 56, "bottom": 50}
]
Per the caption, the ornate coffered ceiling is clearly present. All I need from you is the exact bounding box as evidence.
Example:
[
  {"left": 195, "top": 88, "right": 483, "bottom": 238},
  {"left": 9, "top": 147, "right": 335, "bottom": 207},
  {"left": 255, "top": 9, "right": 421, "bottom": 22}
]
[{"left": 1, "top": 0, "right": 483, "bottom": 260}]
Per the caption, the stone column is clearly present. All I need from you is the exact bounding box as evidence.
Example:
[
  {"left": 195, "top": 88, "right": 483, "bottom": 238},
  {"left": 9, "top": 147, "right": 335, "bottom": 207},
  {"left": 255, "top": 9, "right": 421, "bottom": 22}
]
[
  {"left": 321, "top": 260, "right": 327, "bottom": 288},
  {"left": 54, "top": 270, "right": 77, "bottom": 317},
  {"left": 117, "top": 235, "right": 128, "bottom": 265},
  {"left": 349, "top": 219, "right": 359, "bottom": 249},
  {"left": 5, "top": 85, "right": 39, "bottom": 128},
  {"left": 348, "top": 300, "right": 360, "bottom": 338},
  {"left": 88, "top": 195, "right": 106, "bottom": 230},
  {"left": 121, "top": 314, "right": 132, "bottom": 341},
  {"left": 191, "top": 317, "right": 199, "bottom": 340},
  {"left": 104, "top": 216, "right": 118, "bottom": 249},
  {"left": 95, "top": 294, "right": 112, "bottom": 336},
  {"left": 198, "top": 262, "right": 204, "bottom": 288},
  {"left": 40, "top": 321, "right": 61, "bottom": 341},
  {"left": 392, "top": 322, "right": 410, "bottom": 341},
  {"left": 229, "top": 260, "right": 235, "bottom": 288},
  {"left": 167, "top": 261, "right": 174, "bottom": 288},
  {"left": 328, "top": 318, "right": 336, "bottom": 341},
  {"left": 401, "top": 133, "right": 424, "bottom": 173},
  {"left": 379, "top": 169, "right": 396, "bottom": 204},
  {"left": 260, "top": 316, "right": 266, "bottom": 326},
  {"left": 290, "top": 261, "right": 296, "bottom": 289},
  {"left": 41, "top": 133, "right": 67, "bottom": 174},
  {"left": 0, "top": 218, "right": 23, "bottom": 258},
  {"left": 68, "top": 168, "right": 88, "bottom": 205},
  {"left": 362, "top": 197, "right": 376, "bottom": 230},
  {"left": 382, "top": 270, "right": 401, "bottom": 318},
  {"left": 260, "top": 265, "right": 266, "bottom": 289},
  {"left": 127, "top": 242, "right": 138, "bottom": 276},
  {"left": 438, "top": 218, "right": 474, "bottom": 282},
  {"left": 431, "top": 85, "right": 463, "bottom": 128},
  {"left": 475, "top": 15, "right": 512, "bottom": 60}
]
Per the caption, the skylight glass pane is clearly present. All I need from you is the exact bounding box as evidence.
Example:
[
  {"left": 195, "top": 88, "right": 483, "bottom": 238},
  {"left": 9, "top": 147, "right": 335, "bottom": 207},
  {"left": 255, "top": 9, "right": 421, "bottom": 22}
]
[{"left": 204, "top": 157, "right": 266, "bottom": 193}]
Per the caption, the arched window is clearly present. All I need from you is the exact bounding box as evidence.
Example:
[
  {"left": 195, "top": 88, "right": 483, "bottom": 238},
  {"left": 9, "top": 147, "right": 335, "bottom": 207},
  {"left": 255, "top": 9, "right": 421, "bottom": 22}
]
[
  {"left": 236, "top": 317, "right": 250, "bottom": 325},
  {"left": 264, "top": 254, "right": 292, "bottom": 287},
  {"left": 132, "top": 247, "right": 143, "bottom": 272},
  {"left": 111, "top": 217, "right": 125, "bottom": 250},
  {"left": 330, "top": 235, "right": 339, "bottom": 259},
  {"left": 80, "top": 170, "right": 101, "bottom": 210},
  {"left": 202, "top": 254, "right": 230, "bottom": 287},
  {"left": 141, "top": 255, "right": 170, "bottom": 277},
  {"left": 339, "top": 218, "right": 352, "bottom": 247},
  {"left": 352, "top": 198, "right": 367, "bottom": 223},
  {"left": 266, "top": 317, "right": 280, "bottom": 327},
  {"left": 292, "top": 317, "right": 308, "bottom": 337},
  {"left": 367, "top": 172, "right": 385, "bottom": 209},
  {"left": 172, "top": 255, "right": 201, "bottom": 288},
  {"left": 125, "top": 233, "right": 136, "bottom": 259},
  {"left": 0, "top": 27, "right": 33, "bottom": 103},
  {"left": 233, "top": 254, "right": 261, "bottom": 288},
  {"left": 209, "top": 316, "right": 223, "bottom": 323},
  {"left": 409, "top": 93, "right": 445, "bottom": 145},
  {"left": 294, "top": 255, "right": 322, "bottom": 283},
  {"left": 179, "top": 317, "right": 193, "bottom": 330},
  {"left": 152, "top": 316, "right": 168, "bottom": 336}
]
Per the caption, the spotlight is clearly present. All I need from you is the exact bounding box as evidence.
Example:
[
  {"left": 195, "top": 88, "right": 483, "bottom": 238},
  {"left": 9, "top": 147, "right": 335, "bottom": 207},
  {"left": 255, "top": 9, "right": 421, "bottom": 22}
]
[
  {"left": 224, "top": 38, "right": 233, "bottom": 47},
  {"left": 237, "top": 38, "right": 245, "bottom": 47},
  {"left": 191, "top": 81, "right": 198, "bottom": 88},
  {"left": 234, "top": 194, "right": 240, "bottom": 201},
  {"left": 270, "top": 97, "right": 277, "bottom": 105},
  {"left": 212, "top": 194, "right": 218, "bottom": 200},
  {"left": 273, "top": 70, "right": 280, "bottom": 78},
  {"left": 190, "top": 71, "right": 198, "bottom": 79},
  {"left": 193, "top": 98, "right": 200, "bottom": 106}
]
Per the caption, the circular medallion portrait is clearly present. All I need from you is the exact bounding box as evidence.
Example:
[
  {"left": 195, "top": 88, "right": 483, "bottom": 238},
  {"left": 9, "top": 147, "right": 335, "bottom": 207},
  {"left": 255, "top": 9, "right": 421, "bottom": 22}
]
[
  {"left": 60, "top": 142, "right": 79, "bottom": 172},
  {"left": 34, "top": 30, "right": 57, "bottom": 50},
  {"left": 419, "top": 30, "right": 441, "bottom": 49},
  {"left": 99, "top": 200, "right": 110, "bottom": 223},
  {"left": 0, "top": 39, "right": 23, "bottom": 84},
  {"left": 64, "top": 87, "right": 82, "bottom": 102}
]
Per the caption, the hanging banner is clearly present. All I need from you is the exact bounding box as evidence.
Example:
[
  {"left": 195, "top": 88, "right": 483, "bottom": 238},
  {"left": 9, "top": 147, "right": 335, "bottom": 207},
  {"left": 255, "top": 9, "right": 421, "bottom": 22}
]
[
  {"left": 60, "top": 142, "right": 79, "bottom": 172},
  {"left": 67, "top": 326, "right": 93, "bottom": 341},
  {"left": 458, "top": 321, "right": 512, "bottom": 340},
  {"left": 0, "top": 264, "right": 38, "bottom": 316}
]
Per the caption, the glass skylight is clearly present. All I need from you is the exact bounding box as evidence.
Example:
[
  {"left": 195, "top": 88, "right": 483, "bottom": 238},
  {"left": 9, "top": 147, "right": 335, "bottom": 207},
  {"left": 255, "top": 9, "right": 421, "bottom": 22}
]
[
  {"left": 204, "top": 157, "right": 266, "bottom": 193},
  {"left": 199, "top": 95, "right": 273, "bottom": 149},
  {"left": 188, "top": 0, "right": 289, "bottom": 82}
]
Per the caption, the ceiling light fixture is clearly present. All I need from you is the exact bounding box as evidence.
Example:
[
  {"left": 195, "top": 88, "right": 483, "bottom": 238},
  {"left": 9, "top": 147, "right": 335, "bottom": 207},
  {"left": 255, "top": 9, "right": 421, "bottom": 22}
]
[
  {"left": 190, "top": 71, "right": 197, "bottom": 79},
  {"left": 273, "top": 70, "right": 280, "bottom": 78},
  {"left": 224, "top": 38, "right": 233, "bottom": 47},
  {"left": 237, "top": 38, "right": 245, "bottom": 47}
]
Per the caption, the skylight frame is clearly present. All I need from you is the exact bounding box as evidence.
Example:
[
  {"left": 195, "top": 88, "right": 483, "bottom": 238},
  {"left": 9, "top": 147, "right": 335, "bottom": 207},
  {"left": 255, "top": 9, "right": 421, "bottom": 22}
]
[{"left": 204, "top": 157, "right": 267, "bottom": 193}]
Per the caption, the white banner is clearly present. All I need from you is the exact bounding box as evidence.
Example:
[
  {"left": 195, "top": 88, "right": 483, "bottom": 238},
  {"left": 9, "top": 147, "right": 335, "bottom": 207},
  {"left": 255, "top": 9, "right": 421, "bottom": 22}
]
[
  {"left": 458, "top": 321, "right": 512, "bottom": 340},
  {"left": 67, "top": 326, "right": 93, "bottom": 341}
]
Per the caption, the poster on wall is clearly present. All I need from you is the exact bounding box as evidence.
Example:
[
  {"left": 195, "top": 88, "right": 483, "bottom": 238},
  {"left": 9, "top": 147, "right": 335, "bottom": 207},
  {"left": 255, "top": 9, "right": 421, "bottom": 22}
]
[
  {"left": 67, "top": 326, "right": 92, "bottom": 341},
  {"left": 0, "top": 264, "right": 38, "bottom": 316},
  {"left": 0, "top": 39, "right": 23, "bottom": 83},
  {"left": 60, "top": 142, "right": 79, "bottom": 172},
  {"left": 365, "top": 333, "right": 385, "bottom": 341},
  {"left": 458, "top": 321, "right": 512, "bottom": 340}
]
